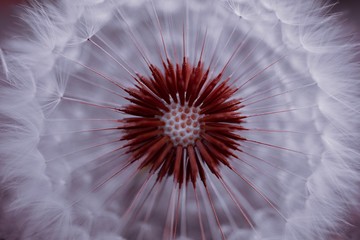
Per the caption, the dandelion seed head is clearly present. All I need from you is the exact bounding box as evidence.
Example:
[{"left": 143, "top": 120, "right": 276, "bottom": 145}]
[{"left": 1, "top": 0, "right": 360, "bottom": 239}]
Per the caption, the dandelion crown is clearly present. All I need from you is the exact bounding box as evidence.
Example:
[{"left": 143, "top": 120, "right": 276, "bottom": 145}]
[{"left": 0, "top": 0, "right": 359, "bottom": 240}]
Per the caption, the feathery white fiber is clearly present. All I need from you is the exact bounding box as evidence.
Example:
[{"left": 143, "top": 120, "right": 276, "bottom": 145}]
[{"left": 1, "top": 0, "right": 360, "bottom": 239}]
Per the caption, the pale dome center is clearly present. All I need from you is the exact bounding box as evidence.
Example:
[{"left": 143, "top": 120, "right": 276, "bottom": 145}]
[{"left": 161, "top": 102, "right": 201, "bottom": 146}]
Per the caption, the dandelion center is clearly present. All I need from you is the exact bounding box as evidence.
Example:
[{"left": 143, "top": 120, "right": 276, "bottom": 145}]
[
  {"left": 161, "top": 102, "right": 201, "bottom": 147},
  {"left": 120, "top": 58, "right": 246, "bottom": 186}
]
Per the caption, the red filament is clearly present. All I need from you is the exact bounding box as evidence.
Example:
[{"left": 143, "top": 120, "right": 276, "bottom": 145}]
[{"left": 119, "top": 58, "right": 246, "bottom": 187}]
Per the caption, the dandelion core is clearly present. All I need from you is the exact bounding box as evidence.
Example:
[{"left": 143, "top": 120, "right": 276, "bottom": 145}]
[
  {"left": 161, "top": 102, "right": 201, "bottom": 146},
  {"left": 120, "top": 57, "right": 246, "bottom": 186}
]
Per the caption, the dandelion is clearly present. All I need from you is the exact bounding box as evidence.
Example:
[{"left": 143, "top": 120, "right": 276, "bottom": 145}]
[{"left": 1, "top": 0, "right": 360, "bottom": 239}]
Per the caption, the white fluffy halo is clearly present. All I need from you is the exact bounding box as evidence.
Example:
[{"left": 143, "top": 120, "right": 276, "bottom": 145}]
[{"left": 1, "top": 0, "right": 359, "bottom": 239}]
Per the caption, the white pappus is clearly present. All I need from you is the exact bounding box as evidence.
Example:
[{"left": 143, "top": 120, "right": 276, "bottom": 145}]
[{"left": 0, "top": 0, "right": 360, "bottom": 240}]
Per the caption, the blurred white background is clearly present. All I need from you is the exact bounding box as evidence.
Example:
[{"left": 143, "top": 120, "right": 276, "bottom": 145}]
[{"left": 0, "top": 0, "right": 360, "bottom": 36}]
